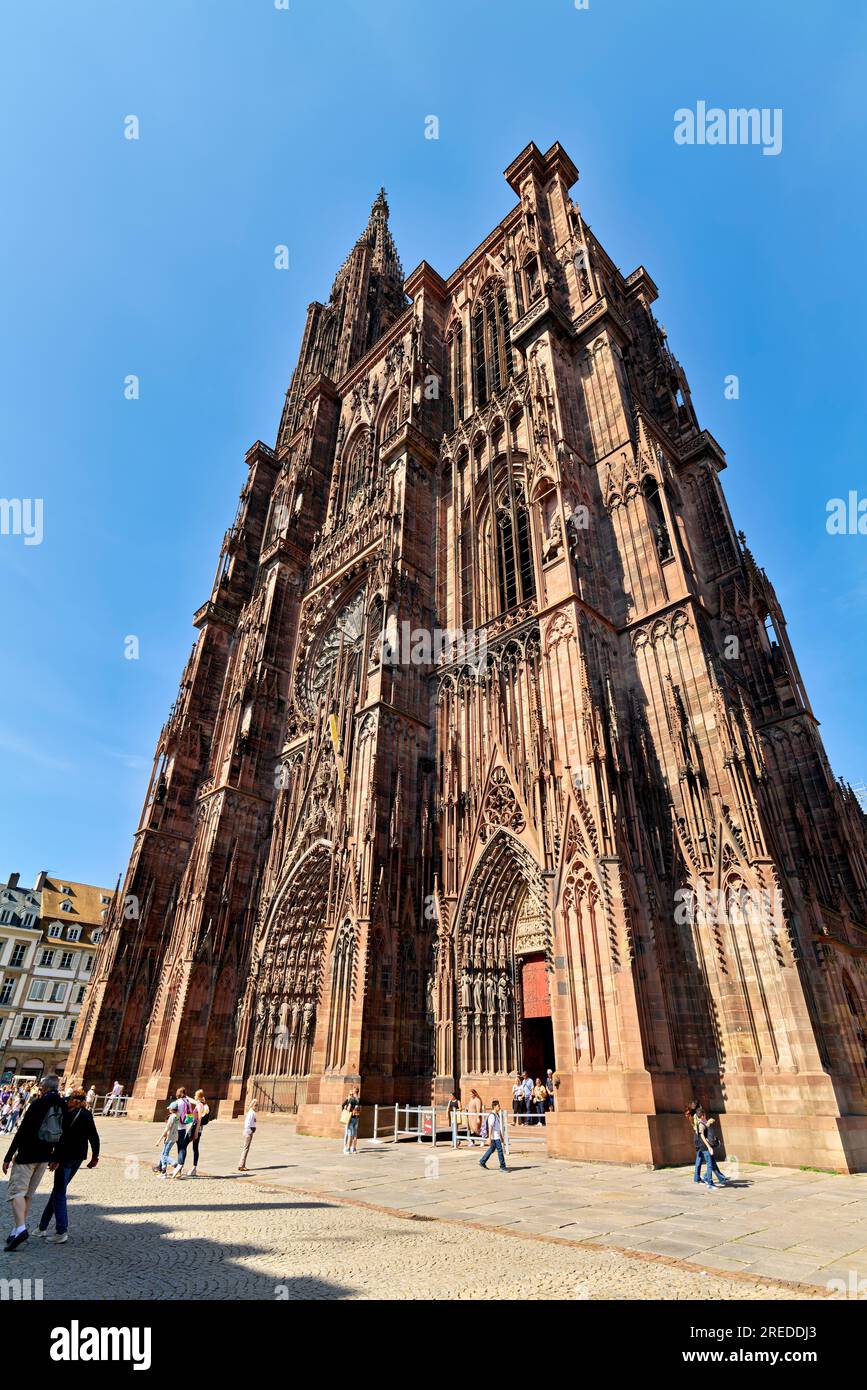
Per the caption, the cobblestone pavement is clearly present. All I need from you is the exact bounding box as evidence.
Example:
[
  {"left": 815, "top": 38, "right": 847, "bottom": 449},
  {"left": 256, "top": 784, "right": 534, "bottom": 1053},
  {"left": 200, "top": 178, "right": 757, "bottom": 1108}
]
[
  {"left": 3, "top": 1153, "right": 814, "bottom": 1301},
  {"left": 5, "top": 1117, "right": 862, "bottom": 1299}
]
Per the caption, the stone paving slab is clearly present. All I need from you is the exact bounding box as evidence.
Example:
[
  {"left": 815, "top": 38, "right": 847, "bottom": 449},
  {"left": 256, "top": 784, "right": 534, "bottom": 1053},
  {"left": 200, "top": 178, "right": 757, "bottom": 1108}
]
[
  {"left": 2, "top": 1160, "right": 822, "bottom": 1302},
  {"left": 71, "top": 1116, "right": 867, "bottom": 1297}
]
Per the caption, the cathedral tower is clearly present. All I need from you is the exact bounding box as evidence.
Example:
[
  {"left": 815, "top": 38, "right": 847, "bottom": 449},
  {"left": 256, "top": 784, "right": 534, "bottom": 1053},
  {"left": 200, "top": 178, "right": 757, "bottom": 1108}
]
[{"left": 71, "top": 146, "right": 867, "bottom": 1171}]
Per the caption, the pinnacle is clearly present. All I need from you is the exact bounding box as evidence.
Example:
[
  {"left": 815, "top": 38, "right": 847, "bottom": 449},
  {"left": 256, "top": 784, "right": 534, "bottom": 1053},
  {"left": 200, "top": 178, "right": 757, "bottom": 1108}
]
[
  {"left": 371, "top": 187, "right": 389, "bottom": 219},
  {"left": 330, "top": 185, "right": 403, "bottom": 298}
]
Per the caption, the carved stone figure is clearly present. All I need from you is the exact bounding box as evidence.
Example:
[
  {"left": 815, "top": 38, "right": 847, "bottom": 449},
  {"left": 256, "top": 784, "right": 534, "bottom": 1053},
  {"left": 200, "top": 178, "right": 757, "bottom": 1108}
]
[
  {"left": 484, "top": 972, "right": 495, "bottom": 1013},
  {"left": 497, "top": 971, "right": 509, "bottom": 1013},
  {"left": 472, "top": 973, "right": 483, "bottom": 1014}
]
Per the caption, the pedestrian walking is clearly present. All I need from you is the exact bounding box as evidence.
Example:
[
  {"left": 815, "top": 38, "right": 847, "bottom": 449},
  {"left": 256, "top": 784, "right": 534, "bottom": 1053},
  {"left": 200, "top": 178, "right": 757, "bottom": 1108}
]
[
  {"left": 2, "top": 1074, "right": 65, "bottom": 1252},
  {"left": 189, "top": 1089, "right": 210, "bottom": 1176},
  {"left": 153, "top": 1104, "right": 180, "bottom": 1177},
  {"left": 466, "top": 1088, "right": 483, "bottom": 1146},
  {"left": 85, "top": 1085, "right": 97, "bottom": 1112},
  {"left": 171, "top": 1089, "right": 196, "bottom": 1178},
  {"left": 703, "top": 1114, "right": 730, "bottom": 1186},
  {"left": 238, "top": 1100, "right": 257, "bottom": 1171},
  {"left": 341, "top": 1087, "right": 360, "bottom": 1154},
  {"left": 37, "top": 1088, "right": 99, "bottom": 1244},
  {"left": 691, "top": 1105, "right": 728, "bottom": 1189},
  {"left": 479, "top": 1099, "right": 508, "bottom": 1172}
]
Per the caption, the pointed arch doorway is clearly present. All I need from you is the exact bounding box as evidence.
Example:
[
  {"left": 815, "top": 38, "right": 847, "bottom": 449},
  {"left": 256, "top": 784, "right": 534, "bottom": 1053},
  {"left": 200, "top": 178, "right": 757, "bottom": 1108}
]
[
  {"left": 515, "top": 895, "right": 556, "bottom": 1080},
  {"left": 454, "top": 830, "right": 554, "bottom": 1088},
  {"left": 246, "top": 846, "right": 332, "bottom": 1112}
]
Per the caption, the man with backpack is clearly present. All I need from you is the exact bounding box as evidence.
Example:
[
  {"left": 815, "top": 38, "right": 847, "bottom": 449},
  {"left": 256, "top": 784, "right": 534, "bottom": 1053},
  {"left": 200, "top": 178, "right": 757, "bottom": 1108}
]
[
  {"left": 2, "top": 1074, "right": 65, "bottom": 1251},
  {"left": 478, "top": 1099, "right": 509, "bottom": 1172}
]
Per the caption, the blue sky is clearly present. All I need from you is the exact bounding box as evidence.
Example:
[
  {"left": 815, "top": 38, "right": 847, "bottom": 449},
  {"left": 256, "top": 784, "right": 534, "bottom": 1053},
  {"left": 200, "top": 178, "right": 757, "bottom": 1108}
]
[{"left": 1, "top": 0, "right": 865, "bottom": 890}]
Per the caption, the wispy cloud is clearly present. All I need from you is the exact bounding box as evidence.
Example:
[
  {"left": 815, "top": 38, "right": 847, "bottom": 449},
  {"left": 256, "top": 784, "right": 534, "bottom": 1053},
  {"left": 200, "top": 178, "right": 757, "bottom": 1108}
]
[
  {"left": 98, "top": 746, "right": 149, "bottom": 773},
  {"left": 0, "top": 732, "right": 77, "bottom": 775}
]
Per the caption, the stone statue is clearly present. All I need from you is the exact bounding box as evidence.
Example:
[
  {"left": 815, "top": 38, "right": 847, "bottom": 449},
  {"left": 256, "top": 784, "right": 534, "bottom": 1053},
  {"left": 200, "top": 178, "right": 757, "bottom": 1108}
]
[
  {"left": 497, "top": 971, "right": 509, "bottom": 1013},
  {"left": 425, "top": 973, "right": 435, "bottom": 1024},
  {"left": 484, "top": 972, "right": 495, "bottom": 1013},
  {"left": 542, "top": 514, "right": 563, "bottom": 562},
  {"left": 460, "top": 968, "right": 471, "bottom": 1009},
  {"left": 472, "top": 972, "right": 483, "bottom": 1014}
]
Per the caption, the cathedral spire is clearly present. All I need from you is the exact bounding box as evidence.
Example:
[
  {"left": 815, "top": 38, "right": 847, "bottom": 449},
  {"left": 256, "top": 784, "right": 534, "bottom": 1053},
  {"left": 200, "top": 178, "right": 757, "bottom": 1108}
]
[
  {"left": 331, "top": 186, "right": 404, "bottom": 299},
  {"left": 277, "top": 186, "right": 408, "bottom": 449}
]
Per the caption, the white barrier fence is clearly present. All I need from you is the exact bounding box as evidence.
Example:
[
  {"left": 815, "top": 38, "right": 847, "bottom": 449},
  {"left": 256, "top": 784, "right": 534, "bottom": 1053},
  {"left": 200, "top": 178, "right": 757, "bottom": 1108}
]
[
  {"left": 370, "top": 1103, "right": 555, "bottom": 1152},
  {"left": 372, "top": 1104, "right": 440, "bottom": 1144}
]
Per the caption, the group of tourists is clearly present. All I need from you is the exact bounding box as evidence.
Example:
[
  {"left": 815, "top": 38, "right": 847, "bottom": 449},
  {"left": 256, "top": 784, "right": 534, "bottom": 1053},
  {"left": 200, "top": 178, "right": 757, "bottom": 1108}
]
[
  {"left": 511, "top": 1070, "right": 556, "bottom": 1124},
  {"left": 2, "top": 1073, "right": 100, "bottom": 1250},
  {"left": 4, "top": 1068, "right": 735, "bottom": 1246},
  {"left": 152, "top": 1088, "right": 211, "bottom": 1178},
  {"left": 1, "top": 1081, "right": 37, "bottom": 1133}
]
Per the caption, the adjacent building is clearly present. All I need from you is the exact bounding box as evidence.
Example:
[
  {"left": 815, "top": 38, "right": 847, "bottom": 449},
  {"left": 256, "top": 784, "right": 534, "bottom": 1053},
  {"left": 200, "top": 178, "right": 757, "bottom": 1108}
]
[
  {"left": 67, "top": 142, "right": 867, "bottom": 1170},
  {"left": 0, "top": 872, "right": 112, "bottom": 1082},
  {"left": 0, "top": 875, "right": 43, "bottom": 1081}
]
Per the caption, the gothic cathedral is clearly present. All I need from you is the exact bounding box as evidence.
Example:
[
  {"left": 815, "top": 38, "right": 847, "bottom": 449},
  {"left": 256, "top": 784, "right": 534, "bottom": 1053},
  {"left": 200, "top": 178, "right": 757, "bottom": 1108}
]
[{"left": 69, "top": 143, "right": 867, "bottom": 1169}]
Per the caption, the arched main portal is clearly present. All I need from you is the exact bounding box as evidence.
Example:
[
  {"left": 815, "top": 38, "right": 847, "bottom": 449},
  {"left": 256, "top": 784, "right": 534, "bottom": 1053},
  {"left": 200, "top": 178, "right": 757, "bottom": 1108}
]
[
  {"left": 454, "top": 831, "right": 552, "bottom": 1083},
  {"left": 247, "top": 846, "right": 331, "bottom": 1110}
]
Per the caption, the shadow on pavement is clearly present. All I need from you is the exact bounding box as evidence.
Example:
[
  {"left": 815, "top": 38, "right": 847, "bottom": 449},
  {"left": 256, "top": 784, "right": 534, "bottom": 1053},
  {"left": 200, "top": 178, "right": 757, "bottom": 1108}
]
[{"left": 2, "top": 1196, "right": 354, "bottom": 1300}]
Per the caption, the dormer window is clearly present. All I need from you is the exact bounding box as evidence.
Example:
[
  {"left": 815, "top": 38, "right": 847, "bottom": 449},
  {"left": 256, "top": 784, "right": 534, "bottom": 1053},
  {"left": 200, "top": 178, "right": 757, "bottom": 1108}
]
[{"left": 60, "top": 901, "right": 73, "bottom": 913}]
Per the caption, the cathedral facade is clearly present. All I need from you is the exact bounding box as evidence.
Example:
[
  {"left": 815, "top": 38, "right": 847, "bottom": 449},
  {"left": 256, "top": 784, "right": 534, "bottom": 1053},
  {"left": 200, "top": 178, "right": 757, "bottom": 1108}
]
[{"left": 69, "top": 142, "right": 867, "bottom": 1169}]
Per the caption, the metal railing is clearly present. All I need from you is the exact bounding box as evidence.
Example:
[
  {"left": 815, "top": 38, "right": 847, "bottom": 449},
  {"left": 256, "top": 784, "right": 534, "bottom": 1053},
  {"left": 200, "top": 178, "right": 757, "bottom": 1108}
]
[
  {"left": 251, "top": 1077, "right": 308, "bottom": 1114},
  {"left": 502, "top": 1109, "right": 550, "bottom": 1149},
  {"left": 449, "top": 1110, "right": 485, "bottom": 1147},
  {"left": 372, "top": 1103, "right": 441, "bottom": 1144},
  {"left": 370, "top": 1102, "right": 555, "bottom": 1151},
  {"left": 94, "top": 1093, "right": 130, "bottom": 1117}
]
